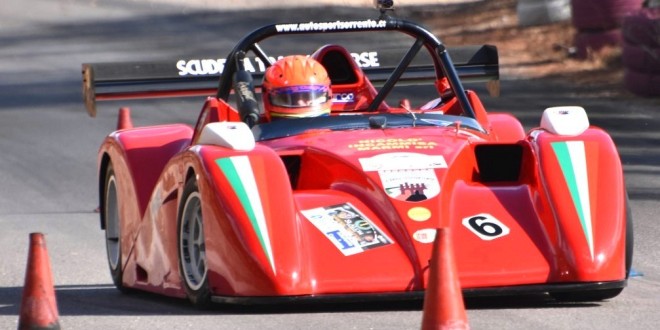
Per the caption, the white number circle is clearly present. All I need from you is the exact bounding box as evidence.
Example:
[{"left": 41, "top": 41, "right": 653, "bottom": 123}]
[{"left": 462, "top": 213, "right": 510, "bottom": 241}]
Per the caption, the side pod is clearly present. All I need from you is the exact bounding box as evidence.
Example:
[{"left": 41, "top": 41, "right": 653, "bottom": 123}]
[{"left": 531, "top": 106, "right": 626, "bottom": 281}]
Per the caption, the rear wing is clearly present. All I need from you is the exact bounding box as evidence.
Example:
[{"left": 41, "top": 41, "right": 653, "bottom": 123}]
[{"left": 82, "top": 44, "right": 498, "bottom": 117}]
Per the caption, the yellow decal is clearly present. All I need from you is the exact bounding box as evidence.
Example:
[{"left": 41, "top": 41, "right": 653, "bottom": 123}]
[
  {"left": 348, "top": 138, "right": 437, "bottom": 151},
  {"left": 408, "top": 207, "right": 432, "bottom": 221}
]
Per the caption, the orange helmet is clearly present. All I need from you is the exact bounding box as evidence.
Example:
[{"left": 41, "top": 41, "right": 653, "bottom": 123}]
[{"left": 262, "top": 55, "right": 332, "bottom": 120}]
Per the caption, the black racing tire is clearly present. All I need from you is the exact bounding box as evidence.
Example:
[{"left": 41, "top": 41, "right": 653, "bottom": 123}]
[
  {"left": 621, "top": 7, "right": 660, "bottom": 47},
  {"left": 571, "top": 0, "right": 644, "bottom": 30},
  {"left": 622, "top": 41, "right": 660, "bottom": 73},
  {"left": 103, "top": 163, "right": 129, "bottom": 293},
  {"left": 624, "top": 191, "right": 634, "bottom": 278},
  {"left": 177, "top": 177, "right": 212, "bottom": 308},
  {"left": 624, "top": 68, "right": 660, "bottom": 96},
  {"left": 574, "top": 28, "right": 622, "bottom": 59}
]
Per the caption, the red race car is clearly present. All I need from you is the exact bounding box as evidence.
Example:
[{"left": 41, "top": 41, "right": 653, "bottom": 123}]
[{"left": 83, "top": 4, "right": 632, "bottom": 308}]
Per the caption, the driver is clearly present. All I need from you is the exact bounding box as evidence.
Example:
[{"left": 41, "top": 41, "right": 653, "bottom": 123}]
[{"left": 262, "top": 55, "right": 332, "bottom": 120}]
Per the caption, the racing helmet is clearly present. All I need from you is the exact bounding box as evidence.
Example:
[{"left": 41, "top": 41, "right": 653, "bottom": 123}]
[{"left": 262, "top": 55, "right": 332, "bottom": 120}]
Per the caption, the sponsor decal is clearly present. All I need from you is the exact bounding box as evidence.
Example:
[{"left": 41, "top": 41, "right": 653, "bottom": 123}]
[
  {"left": 275, "top": 20, "right": 387, "bottom": 33},
  {"left": 359, "top": 153, "right": 445, "bottom": 202},
  {"left": 462, "top": 213, "right": 510, "bottom": 240},
  {"left": 177, "top": 58, "right": 228, "bottom": 76},
  {"left": 302, "top": 203, "right": 392, "bottom": 256},
  {"left": 216, "top": 156, "right": 275, "bottom": 272},
  {"left": 407, "top": 207, "right": 432, "bottom": 222},
  {"left": 349, "top": 138, "right": 438, "bottom": 151},
  {"left": 551, "top": 141, "right": 595, "bottom": 259},
  {"left": 413, "top": 228, "right": 437, "bottom": 244},
  {"left": 380, "top": 170, "right": 440, "bottom": 202},
  {"left": 350, "top": 51, "right": 380, "bottom": 68},
  {"left": 177, "top": 52, "right": 380, "bottom": 76},
  {"left": 359, "top": 152, "right": 447, "bottom": 171},
  {"left": 333, "top": 92, "right": 355, "bottom": 103}
]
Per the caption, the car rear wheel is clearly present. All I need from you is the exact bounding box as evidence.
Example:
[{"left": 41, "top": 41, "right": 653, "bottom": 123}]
[
  {"left": 178, "top": 177, "right": 211, "bottom": 308},
  {"left": 103, "top": 163, "right": 127, "bottom": 292}
]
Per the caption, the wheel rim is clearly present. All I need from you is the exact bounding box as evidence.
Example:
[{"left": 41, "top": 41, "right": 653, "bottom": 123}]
[
  {"left": 105, "top": 175, "right": 120, "bottom": 270},
  {"left": 180, "top": 191, "right": 207, "bottom": 291}
]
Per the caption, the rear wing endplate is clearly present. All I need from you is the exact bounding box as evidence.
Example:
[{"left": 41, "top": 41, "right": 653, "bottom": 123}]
[{"left": 82, "top": 45, "right": 498, "bottom": 117}]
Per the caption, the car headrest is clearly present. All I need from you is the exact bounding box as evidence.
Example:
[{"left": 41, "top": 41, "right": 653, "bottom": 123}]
[{"left": 312, "top": 45, "right": 360, "bottom": 85}]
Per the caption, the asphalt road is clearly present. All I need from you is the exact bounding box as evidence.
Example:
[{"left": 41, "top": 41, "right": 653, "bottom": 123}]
[{"left": 1, "top": 0, "right": 659, "bottom": 329}]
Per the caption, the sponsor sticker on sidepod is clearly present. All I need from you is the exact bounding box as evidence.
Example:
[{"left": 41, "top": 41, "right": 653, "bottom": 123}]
[{"left": 302, "top": 203, "right": 392, "bottom": 256}]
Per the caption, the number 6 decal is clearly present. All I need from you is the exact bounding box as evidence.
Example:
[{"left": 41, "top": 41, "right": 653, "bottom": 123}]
[{"left": 462, "top": 213, "right": 510, "bottom": 240}]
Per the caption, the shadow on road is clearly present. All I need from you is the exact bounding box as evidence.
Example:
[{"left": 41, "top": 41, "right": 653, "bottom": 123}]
[{"left": 0, "top": 283, "right": 605, "bottom": 317}]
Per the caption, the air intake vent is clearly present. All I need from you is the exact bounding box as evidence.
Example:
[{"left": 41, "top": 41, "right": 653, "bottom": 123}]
[{"left": 475, "top": 144, "right": 523, "bottom": 182}]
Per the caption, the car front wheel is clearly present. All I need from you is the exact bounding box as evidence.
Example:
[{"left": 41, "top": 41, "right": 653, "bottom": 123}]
[
  {"left": 178, "top": 177, "right": 211, "bottom": 307},
  {"left": 103, "top": 163, "right": 127, "bottom": 292}
]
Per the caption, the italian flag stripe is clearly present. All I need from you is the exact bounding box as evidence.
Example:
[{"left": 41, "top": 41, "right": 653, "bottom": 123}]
[
  {"left": 216, "top": 156, "right": 275, "bottom": 273},
  {"left": 552, "top": 141, "right": 594, "bottom": 259}
]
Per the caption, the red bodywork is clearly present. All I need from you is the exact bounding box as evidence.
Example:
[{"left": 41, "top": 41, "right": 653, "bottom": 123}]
[
  {"left": 91, "top": 16, "right": 628, "bottom": 304},
  {"left": 98, "top": 98, "right": 627, "bottom": 300}
]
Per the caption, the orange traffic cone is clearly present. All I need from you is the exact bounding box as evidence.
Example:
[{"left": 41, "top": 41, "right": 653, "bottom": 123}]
[
  {"left": 421, "top": 228, "right": 469, "bottom": 330},
  {"left": 18, "top": 233, "right": 61, "bottom": 330},
  {"left": 117, "top": 107, "right": 133, "bottom": 130}
]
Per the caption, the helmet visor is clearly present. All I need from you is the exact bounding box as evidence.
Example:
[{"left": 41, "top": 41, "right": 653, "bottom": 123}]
[{"left": 268, "top": 85, "right": 330, "bottom": 108}]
